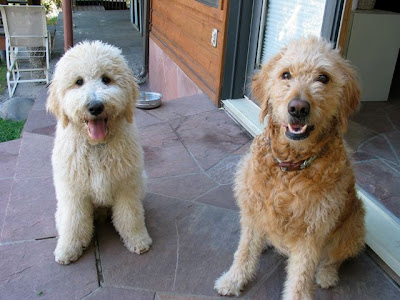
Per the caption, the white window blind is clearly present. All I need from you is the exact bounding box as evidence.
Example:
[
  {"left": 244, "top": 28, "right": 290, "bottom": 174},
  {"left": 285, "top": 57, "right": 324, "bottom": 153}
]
[{"left": 260, "top": 0, "right": 327, "bottom": 64}]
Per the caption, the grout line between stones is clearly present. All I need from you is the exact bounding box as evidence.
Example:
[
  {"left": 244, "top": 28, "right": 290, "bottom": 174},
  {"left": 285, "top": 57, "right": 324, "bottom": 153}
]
[
  {"left": 353, "top": 158, "right": 380, "bottom": 165},
  {"left": 0, "top": 238, "right": 37, "bottom": 246},
  {"left": 166, "top": 122, "right": 218, "bottom": 184},
  {"left": 166, "top": 118, "right": 245, "bottom": 188},
  {"left": 246, "top": 256, "right": 286, "bottom": 299},
  {"left": 143, "top": 97, "right": 218, "bottom": 124},
  {"left": 93, "top": 227, "right": 104, "bottom": 287},
  {"left": 384, "top": 111, "right": 398, "bottom": 132},
  {"left": 191, "top": 185, "right": 220, "bottom": 203},
  {"left": 172, "top": 216, "right": 180, "bottom": 290},
  {"left": 354, "top": 132, "right": 400, "bottom": 164},
  {"left": 382, "top": 133, "right": 400, "bottom": 165},
  {"left": 381, "top": 160, "right": 400, "bottom": 176},
  {"left": 80, "top": 286, "right": 101, "bottom": 300},
  {"left": 147, "top": 191, "right": 238, "bottom": 214},
  {"left": 147, "top": 172, "right": 204, "bottom": 180},
  {"left": 153, "top": 291, "right": 223, "bottom": 300},
  {"left": 102, "top": 282, "right": 158, "bottom": 293},
  {"left": 138, "top": 107, "right": 163, "bottom": 122},
  {"left": 147, "top": 190, "right": 187, "bottom": 201},
  {"left": 35, "top": 236, "right": 57, "bottom": 241}
]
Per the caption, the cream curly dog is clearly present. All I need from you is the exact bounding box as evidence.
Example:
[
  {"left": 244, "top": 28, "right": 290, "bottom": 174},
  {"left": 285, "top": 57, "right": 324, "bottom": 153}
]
[
  {"left": 47, "top": 41, "right": 152, "bottom": 264},
  {"left": 215, "top": 37, "right": 365, "bottom": 299}
]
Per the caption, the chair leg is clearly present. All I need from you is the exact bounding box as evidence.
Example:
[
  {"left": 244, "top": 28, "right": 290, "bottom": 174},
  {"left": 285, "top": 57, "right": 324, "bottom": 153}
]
[
  {"left": 46, "top": 39, "right": 50, "bottom": 83},
  {"left": 7, "top": 71, "right": 12, "bottom": 98},
  {"left": 8, "top": 57, "right": 20, "bottom": 97}
]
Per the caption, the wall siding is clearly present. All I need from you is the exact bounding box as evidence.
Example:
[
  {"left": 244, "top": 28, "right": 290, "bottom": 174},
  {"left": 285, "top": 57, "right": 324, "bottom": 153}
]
[{"left": 150, "top": 0, "right": 229, "bottom": 105}]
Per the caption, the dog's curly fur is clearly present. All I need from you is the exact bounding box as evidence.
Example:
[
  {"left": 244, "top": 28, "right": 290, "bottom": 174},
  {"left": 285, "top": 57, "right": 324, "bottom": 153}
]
[
  {"left": 215, "top": 37, "right": 365, "bottom": 299},
  {"left": 47, "top": 41, "right": 152, "bottom": 264}
]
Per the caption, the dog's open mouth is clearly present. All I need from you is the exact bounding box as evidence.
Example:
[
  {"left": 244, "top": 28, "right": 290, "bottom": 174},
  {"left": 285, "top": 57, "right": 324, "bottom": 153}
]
[
  {"left": 283, "top": 123, "right": 315, "bottom": 140},
  {"left": 85, "top": 118, "right": 108, "bottom": 141}
]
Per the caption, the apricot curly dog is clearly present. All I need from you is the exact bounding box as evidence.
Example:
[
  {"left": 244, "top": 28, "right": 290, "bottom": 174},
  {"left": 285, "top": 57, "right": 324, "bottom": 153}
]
[{"left": 215, "top": 37, "right": 365, "bottom": 299}]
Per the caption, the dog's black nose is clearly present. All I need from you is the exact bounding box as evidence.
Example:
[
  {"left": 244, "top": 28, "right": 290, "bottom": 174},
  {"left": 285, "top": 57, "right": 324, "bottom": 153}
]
[
  {"left": 288, "top": 99, "right": 310, "bottom": 118},
  {"left": 88, "top": 101, "right": 104, "bottom": 116}
]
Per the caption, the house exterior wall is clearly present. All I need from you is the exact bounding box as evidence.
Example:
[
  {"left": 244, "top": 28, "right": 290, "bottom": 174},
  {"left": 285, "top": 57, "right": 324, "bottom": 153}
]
[
  {"left": 148, "top": 38, "right": 203, "bottom": 101},
  {"left": 149, "top": 0, "right": 229, "bottom": 105}
]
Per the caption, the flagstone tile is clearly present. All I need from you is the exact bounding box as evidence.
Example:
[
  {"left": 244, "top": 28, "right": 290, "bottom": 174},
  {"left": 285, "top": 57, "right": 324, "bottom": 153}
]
[
  {"left": 1, "top": 176, "right": 56, "bottom": 242},
  {"left": 355, "top": 159, "right": 400, "bottom": 218},
  {"left": 14, "top": 132, "right": 54, "bottom": 179},
  {"left": 145, "top": 93, "right": 216, "bottom": 122},
  {"left": 31, "top": 87, "right": 49, "bottom": 111},
  {"left": 140, "top": 123, "right": 200, "bottom": 178},
  {"left": 97, "top": 193, "right": 281, "bottom": 297},
  {"left": 135, "top": 108, "right": 163, "bottom": 128},
  {"left": 0, "top": 239, "right": 98, "bottom": 300},
  {"left": 206, "top": 155, "right": 242, "bottom": 185},
  {"left": 0, "top": 139, "right": 21, "bottom": 179},
  {"left": 23, "top": 109, "right": 56, "bottom": 137},
  {"left": 195, "top": 184, "right": 238, "bottom": 211},
  {"left": 0, "top": 179, "right": 13, "bottom": 231},
  {"left": 170, "top": 110, "right": 251, "bottom": 170},
  {"left": 358, "top": 135, "right": 398, "bottom": 165},
  {"left": 148, "top": 173, "right": 217, "bottom": 200},
  {"left": 85, "top": 287, "right": 155, "bottom": 300}
]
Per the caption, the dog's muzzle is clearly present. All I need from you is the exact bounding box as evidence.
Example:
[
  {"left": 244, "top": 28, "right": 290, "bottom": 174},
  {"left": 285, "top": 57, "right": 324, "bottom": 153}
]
[
  {"left": 86, "top": 101, "right": 108, "bottom": 141},
  {"left": 284, "top": 99, "right": 314, "bottom": 140}
]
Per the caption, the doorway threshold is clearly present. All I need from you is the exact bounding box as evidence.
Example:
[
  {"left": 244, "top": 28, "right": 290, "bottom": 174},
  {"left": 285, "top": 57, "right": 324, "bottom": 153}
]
[
  {"left": 222, "top": 97, "right": 400, "bottom": 281},
  {"left": 222, "top": 98, "right": 264, "bottom": 137}
]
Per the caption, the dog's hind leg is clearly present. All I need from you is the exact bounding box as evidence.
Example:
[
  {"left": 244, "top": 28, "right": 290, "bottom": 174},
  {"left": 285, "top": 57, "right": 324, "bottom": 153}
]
[
  {"left": 215, "top": 218, "right": 265, "bottom": 296},
  {"left": 111, "top": 181, "right": 152, "bottom": 255},
  {"left": 316, "top": 198, "right": 365, "bottom": 289},
  {"left": 54, "top": 191, "right": 94, "bottom": 265}
]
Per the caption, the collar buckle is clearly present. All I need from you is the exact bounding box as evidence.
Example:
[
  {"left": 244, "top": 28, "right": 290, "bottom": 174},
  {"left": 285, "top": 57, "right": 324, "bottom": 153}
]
[{"left": 300, "top": 155, "right": 317, "bottom": 170}]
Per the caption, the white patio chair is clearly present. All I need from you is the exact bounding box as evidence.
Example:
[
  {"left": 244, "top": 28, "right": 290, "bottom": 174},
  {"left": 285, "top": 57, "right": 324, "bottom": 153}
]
[{"left": 0, "top": 5, "right": 50, "bottom": 97}]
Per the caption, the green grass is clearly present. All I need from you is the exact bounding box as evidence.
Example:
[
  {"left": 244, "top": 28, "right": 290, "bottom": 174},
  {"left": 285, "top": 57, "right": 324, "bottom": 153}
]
[
  {"left": 0, "top": 64, "right": 6, "bottom": 95},
  {"left": 0, "top": 118, "right": 25, "bottom": 142},
  {"left": 47, "top": 16, "right": 58, "bottom": 26}
]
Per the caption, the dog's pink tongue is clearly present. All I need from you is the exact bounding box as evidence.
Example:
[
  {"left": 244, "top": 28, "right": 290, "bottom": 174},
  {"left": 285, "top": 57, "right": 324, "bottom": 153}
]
[
  {"left": 291, "top": 124, "right": 303, "bottom": 131},
  {"left": 88, "top": 119, "right": 106, "bottom": 140}
]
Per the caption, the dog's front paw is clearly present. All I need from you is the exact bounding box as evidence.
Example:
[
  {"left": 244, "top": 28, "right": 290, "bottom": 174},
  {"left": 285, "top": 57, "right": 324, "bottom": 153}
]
[
  {"left": 124, "top": 232, "right": 152, "bottom": 254},
  {"left": 215, "top": 271, "right": 243, "bottom": 297},
  {"left": 316, "top": 266, "right": 339, "bottom": 289},
  {"left": 54, "top": 242, "right": 84, "bottom": 265}
]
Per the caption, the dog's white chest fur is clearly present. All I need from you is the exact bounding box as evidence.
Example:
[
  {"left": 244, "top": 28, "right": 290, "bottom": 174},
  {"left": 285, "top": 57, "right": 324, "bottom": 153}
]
[{"left": 52, "top": 124, "right": 143, "bottom": 207}]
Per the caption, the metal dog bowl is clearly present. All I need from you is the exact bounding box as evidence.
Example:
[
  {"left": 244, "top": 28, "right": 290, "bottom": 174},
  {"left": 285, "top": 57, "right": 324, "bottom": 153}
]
[{"left": 136, "top": 91, "right": 162, "bottom": 109}]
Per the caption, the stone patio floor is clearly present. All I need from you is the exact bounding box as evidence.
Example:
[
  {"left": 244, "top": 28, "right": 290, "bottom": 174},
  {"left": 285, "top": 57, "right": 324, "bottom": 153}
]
[
  {"left": 1, "top": 88, "right": 399, "bottom": 299},
  {"left": 346, "top": 100, "right": 400, "bottom": 219}
]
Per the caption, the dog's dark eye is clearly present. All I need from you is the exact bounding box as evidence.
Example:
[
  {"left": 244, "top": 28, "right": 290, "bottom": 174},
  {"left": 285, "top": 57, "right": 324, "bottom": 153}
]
[
  {"left": 102, "top": 76, "right": 111, "bottom": 85},
  {"left": 316, "top": 74, "right": 329, "bottom": 84},
  {"left": 282, "top": 72, "right": 291, "bottom": 80},
  {"left": 76, "top": 79, "right": 84, "bottom": 86}
]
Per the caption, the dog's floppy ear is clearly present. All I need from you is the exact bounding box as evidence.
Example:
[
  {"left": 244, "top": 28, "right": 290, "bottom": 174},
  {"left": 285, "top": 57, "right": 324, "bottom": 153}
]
[
  {"left": 338, "top": 61, "right": 360, "bottom": 132},
  {"left": 46, "top": 81, "right": 69, "bottom": 128},
  {"left": 124, "top": 73, "right": 139, "bottom": 124},
  {"left": 252, "top": 52, "right": 282, "bottom": 124}
]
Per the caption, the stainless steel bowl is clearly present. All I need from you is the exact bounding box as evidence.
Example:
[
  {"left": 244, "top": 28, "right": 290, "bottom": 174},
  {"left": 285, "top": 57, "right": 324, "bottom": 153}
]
[{"left": 136, "top": 91, "right": 162, "bottom": 109}]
